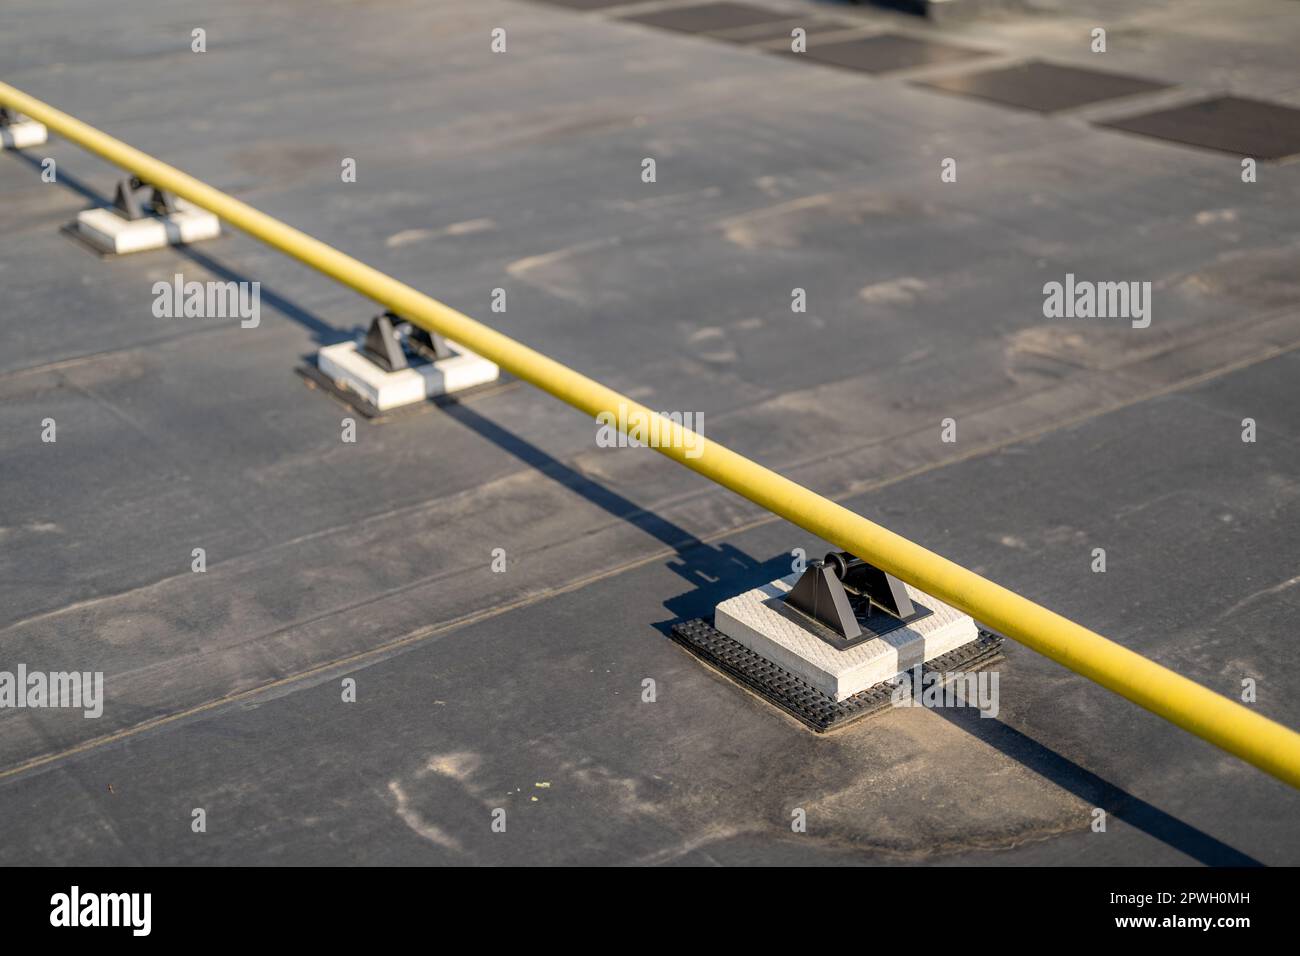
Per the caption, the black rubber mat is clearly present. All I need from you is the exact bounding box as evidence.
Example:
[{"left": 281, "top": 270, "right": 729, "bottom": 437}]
[
  {"left": 1095, "top": 96, "right": 1300, "bottom": 161},
  {"left": 670, "top": 619, "right": 1005, "bottom": 732},
  {"left": 620, "top": 2, "right": 796, "bottom": 35},
  {"left": 533, "top": 0, "right": 642, "bottom": 10},
  {"left": 914, "top": 60, "right": 1172, "bottom": 113},
  {"left": 781, "top": 32, "right": 990, "bottom": 75},
  {"left": 718, "top": 19, "right": 858, "bottom": 45}
]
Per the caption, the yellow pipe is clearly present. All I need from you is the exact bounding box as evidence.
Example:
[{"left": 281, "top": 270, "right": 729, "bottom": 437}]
[{"left": 5, "top": 80, "right": 1299, "bottom": 789}]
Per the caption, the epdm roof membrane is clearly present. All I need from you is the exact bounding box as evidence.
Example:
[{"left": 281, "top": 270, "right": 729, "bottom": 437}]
[{"left": 1, "top": 0, "right": 1298, "bottom": 865}]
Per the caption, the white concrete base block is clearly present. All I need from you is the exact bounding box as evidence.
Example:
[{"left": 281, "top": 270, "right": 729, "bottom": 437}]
[
  {"left": 1, "top": 119, "right": 47, "bottom": 149},
  {"left": 74, "top": 200, "right": 220, "bottom": 255},
  {"left": 715, "top": 573, "right": 979, "bottom": 700},
  {"left": 316, "top": 339, "right": 499, "bottom": 410}
]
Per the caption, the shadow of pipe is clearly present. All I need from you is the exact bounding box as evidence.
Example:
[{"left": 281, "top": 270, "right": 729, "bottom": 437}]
[{"left": 931, "top": 696, "right": 1262, "bottom": 865}]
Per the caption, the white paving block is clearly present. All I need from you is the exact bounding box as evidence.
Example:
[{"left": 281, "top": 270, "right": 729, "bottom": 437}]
[
  {"left": 317, "top": 339, "right": 499, "bottom": 410},
  {"left": 715, "top": 573, "right": 979, "bottom": 700},
  {"left": 74, "top": 200, "right": 220, "bottom": 255},
  {"left": 0, "top": 119, "right": 47, "bottom": 149}
]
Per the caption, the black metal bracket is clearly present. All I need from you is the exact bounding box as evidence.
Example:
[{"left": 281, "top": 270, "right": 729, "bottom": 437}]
[
  {"left": 360, "top": 311, "right": 454, "bottom": 372},
  {"left": 784, "top": 551, "right": 929, "bottom": 644},
  {"left": 112, "top": 176, "right": 178, "bottom": 221}
]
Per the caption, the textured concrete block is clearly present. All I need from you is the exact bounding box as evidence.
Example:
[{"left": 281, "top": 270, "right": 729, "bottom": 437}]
[
  {"left": 74, "top": 200, "right": 220, "bottom": 255},
  {"left": 317, "top": 339, "right": 499, "bottom": 410},
  {"left": 715, "top": 573, "right": 978, "bottom": 700},
  {"left": 0, "top": 119, "right": 47, "bottom": 149}
]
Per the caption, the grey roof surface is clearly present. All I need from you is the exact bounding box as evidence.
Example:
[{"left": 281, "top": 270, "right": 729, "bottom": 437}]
[{"left": 1, "top": 0, "right": 1297, "bottom": 864}]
